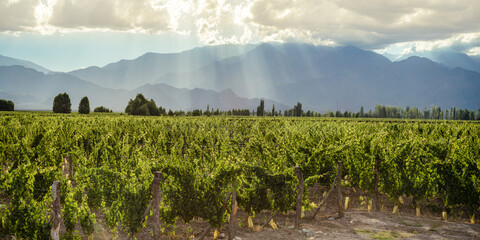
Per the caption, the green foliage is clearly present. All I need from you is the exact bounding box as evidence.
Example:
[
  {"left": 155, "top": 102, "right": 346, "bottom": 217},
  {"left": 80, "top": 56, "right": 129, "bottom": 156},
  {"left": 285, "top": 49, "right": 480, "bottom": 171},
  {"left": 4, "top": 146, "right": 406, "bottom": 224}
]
[
  {"left": 63, "top": 189, "right": 78, "bottom": 233},
  {"left": 1, "top": 164, "right": 51, "bottom": 239},
  {"left": 1, "top": 112, "right": 480, "bottom": 239},
  {"left": 0, "top": 99, "right": 14, "bottom": 111},
  {"left": 79, "top": 200, "right": 95, "bottom": 237},
  {"left": 93, "top": 106, "right": 112, "bottom": 113},
  {"left": 53, "top": 92, "right": 72, "bottom": 113},
  {"left": 293, "top": 102, "right": 303, "bottom": 117},
  {"left": 125, "top": 93, "right": 160, "bottom": 116},
  {"left": 78, "top": 96, "right": 90, "bottom": 114},
  {"left": 256, "top": 99, "right": 264, "bottom": 116}
]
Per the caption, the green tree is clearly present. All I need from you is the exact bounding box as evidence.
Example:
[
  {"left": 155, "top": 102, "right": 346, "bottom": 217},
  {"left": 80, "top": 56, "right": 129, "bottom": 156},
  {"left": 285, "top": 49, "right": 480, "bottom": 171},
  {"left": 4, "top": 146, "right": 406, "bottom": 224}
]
[
  {"left": 158, "top": 106, "right": 166, "bottom": 115},
  {"left": 125, "top": 94, "right": 160, "bottom": 116},
  {"left": 272, "top": 104, "right": 275, "bottom": 117},
  {"left": 78, "top": 96, "right": 90, "bottom": 114},
  {"left": 373, "top": 104, "right": 386, "bottom": 118},
  {"left": 257, "top": 100, "right": 265, "bottom": 116},
  {"left": 0, "top": 99, "right": 14, "bottom": 111},
  {"left": 53, "top": 92, "right": 71, "bottom": 113},
  {"left": 94, "top": 106, "right": 112, "bottom": 113},
  {"left": 293, "top": 102, "right": 303, "bottom": 117}
]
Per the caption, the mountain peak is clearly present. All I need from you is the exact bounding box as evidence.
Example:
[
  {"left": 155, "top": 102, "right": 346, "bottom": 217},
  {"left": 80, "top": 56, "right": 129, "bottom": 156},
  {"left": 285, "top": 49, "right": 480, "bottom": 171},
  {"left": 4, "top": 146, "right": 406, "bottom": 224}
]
[{"left": 0, "top": 54, "right": 51, "bottom": 74}]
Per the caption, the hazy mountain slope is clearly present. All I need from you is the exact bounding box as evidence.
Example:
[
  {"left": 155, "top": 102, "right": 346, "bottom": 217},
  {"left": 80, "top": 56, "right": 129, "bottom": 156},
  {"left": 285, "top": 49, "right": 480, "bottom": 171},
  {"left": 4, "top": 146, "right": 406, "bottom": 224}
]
[
  {"left": 0, "top": 65, "right": 130, "bottom": 110},
  {"left": 396, "top": 50, "right": 480, "bottom": 73},
  {"left": 153, "top": 43, "right": 480, "bottom": 111},
  {"left": 0, "top": 54, "right": 51, "bottom": 74},
  {"left": 158, "top": 43, "right": 391, "bottom": 98},
  {"left": 68, "top": 44, "right": 256, "bottom": 89},
  {"left": 133, "top": 84, "right": 288, "bottom": 111},
  {"left": 3, "top": 43, "right": 479, "bottom": 113},
  {"left": 273, "top": 56, "right": 480, "bottom": 111},
  {"left": 0, "top": 65, "right": 284, "bottom": 111}
]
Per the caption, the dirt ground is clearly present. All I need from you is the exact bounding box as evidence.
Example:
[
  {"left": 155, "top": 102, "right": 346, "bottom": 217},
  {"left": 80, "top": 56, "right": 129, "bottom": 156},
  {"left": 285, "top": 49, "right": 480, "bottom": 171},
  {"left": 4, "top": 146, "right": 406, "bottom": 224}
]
[
  {"left": 129, "top": 186, "right": 480, "bottom": 240},
  {"left": 2, "top": 186, "right": 480, "bottom": 240}
]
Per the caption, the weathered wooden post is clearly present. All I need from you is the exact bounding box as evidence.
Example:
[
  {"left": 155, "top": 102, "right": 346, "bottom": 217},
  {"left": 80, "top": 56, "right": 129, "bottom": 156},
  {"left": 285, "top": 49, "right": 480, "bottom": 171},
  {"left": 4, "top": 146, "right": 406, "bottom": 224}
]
[
  {"left": 336, "top": 161, "right": 344, "bottom": 218},
  {"left": 228, "top": 191, "right": 237, "bottom": 240},
  {"left": 295, "top": 166, "right": 304, "bottom": 228},
  {"left": 51, "top": 181, "right": 61, "bottom": 240},
  {"left": 374, "top": 157, "right": 380, "bottom": 212},
  {"left": 152, "top": 171, "right": 162, "bottom": 239},
  {"left": 63, "top": 155, "right": 73, "bottom": 179}
]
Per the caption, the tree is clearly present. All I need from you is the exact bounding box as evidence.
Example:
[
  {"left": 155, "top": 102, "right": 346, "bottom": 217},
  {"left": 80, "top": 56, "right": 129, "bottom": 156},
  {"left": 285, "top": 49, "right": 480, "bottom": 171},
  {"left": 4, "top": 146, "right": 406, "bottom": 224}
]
[
  {"left": 125, "top": 93, "right": 160, "bottom": 116},
  {"left": 272, "top": 104, "right": 275, "bottom": 117},
  {"left": 359, "top": 106, "right": 364, "bottom": 117},
  {"left": 94, "top": 106, "right": 112, "bottom": 113},
  {"left": 0, "top": 99, "right": 14, "bottom": 111},
  {"left": 257, "top": 100, "right": 265, "bottom": 116},
  {"left": 293, "top": 102, "right": 303, "bottom": 117},
  {"left": 78, "top": 96, "right": 90, "bottom": 114},
  {"left": 53, "top": 93, "right": 71, "bottom": 113},
  {"left": 205, "top": 105, "right": 211, "bottom": 116},
  {"left": 374, "top": 104, "right": 386, "bottom": 118},
  {"left": 158, "top": 106, "right": 166, "bottom": 116},
  {"left": 192, "top": 109, "right": 202, "bottom": 116}
]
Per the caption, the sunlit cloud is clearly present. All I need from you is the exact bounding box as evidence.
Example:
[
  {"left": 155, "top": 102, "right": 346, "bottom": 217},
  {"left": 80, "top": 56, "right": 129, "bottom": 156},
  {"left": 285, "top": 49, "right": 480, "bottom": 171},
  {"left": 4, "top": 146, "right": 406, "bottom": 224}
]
[
  {"left": 375, "top": 32, "right": 480, "bottom": 59},
  {"left": 1, "top": 0, "right": 480, "bottom": 54},
  {"left": 466, "top": 47, "right": 480, "bottom": 56}
]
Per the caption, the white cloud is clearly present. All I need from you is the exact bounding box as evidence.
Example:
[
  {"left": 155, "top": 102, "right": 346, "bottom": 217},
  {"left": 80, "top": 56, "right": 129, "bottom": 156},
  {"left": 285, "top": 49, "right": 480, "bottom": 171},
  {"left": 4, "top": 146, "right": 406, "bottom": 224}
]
[
  {"left": 1, "top": 0, "right": 480, "bottom": 52},
  {"left": 375, "top": 32, "right": 480, "bottom": 58},
  {"left": 467, "top": 47, "right": 480, "bottom": 56}
]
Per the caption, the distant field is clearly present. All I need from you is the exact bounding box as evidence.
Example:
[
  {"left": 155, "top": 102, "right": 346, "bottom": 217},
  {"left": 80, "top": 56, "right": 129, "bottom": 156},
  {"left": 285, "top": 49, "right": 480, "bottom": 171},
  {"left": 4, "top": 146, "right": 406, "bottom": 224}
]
[{"left": 1, "top": 112, "right": 479, "bottom": 238}]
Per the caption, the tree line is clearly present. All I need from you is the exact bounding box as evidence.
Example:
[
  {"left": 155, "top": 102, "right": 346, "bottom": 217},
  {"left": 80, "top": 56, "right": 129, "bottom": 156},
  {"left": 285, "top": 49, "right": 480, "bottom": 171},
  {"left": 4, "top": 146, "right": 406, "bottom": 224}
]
[
  {"left": 46, "top": 93, "right": 480, "bottom": 120},
  {"left": 0, "top": 99, "right": 14, "bottom": 111},
  {"left": 2, "top": 93, "right": 479, "bottom": 120},
  {"left": 51, "top": 93, "right": 112, "bottom": 114}
]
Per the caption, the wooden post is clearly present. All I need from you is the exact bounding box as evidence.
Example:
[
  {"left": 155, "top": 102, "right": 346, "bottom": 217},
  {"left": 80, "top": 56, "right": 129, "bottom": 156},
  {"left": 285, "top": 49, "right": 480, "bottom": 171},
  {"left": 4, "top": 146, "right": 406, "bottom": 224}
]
[
  {"left": 152, "top": 171, "right": 162, "bottom": 240},
  {"left": 228, "top": 191, "right": 237, "bottom": 240},
  {"left": 51, "top": 181, "right": 61, "bottom": 240},
  {"left": 198, "top": 225, "right": 211, "bottom": 240},
  {"left": 62, "top": 155, "right": 73, "bottom": 179},
  {"left": 374, "top": 157, "right": 380, "bottom": 212},
  {"left": 294, "top": 166, "right": 304, "bottom": 229},
  {"left": 336, "top": 161, "right": 344, "bottom": 218}
]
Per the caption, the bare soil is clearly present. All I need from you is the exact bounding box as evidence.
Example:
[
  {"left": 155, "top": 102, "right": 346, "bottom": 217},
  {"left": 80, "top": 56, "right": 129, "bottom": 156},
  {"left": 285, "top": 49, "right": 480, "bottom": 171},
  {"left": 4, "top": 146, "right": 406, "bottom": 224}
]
[
  {"left": 2, "top": 186, "right": 480, "bottom": 240},
  {"left": 123, "top": 186, "right": 480, "bottom": 240}
]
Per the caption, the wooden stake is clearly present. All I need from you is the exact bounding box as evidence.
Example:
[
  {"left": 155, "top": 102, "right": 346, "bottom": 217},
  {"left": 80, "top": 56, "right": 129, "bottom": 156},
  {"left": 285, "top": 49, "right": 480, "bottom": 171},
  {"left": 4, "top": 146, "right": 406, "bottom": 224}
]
[
  {"left": 294, "top": 166, "right": 304, "bottom": 229},
  {"left": 51, "top": 181, "right": 61, "bottom": 240},
  {"left": 336, "top": 161, "right": 344, "bottom": 218},
  {"left": 197, "top": 225, "right": 212, "bottom": 240},
  {"left": 152, "top": 171, "right": 162, "bottom": 240},
  {"left": 312, "top": 172, "right": 337, "bottom": 219},
  {"left": 374, "top": 157, "right": 380, "bottom": 212},
  {"left": 344, "top": 197, "right": 350, "bottom": 210},
  {"left": 228, "top": 191, "right": 237, "bottom": 240}
]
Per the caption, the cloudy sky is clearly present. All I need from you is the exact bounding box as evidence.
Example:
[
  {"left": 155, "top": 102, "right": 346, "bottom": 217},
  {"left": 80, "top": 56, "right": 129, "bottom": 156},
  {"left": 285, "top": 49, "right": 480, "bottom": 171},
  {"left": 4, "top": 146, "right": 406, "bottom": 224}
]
[{"left": 1, "top": 0, "right": 480, "bottom": 72}]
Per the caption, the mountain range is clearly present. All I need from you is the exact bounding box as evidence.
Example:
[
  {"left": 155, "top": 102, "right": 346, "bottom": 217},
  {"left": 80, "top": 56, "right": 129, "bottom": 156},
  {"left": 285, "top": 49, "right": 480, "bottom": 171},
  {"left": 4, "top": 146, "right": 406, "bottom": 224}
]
[
  {"left": 1, "top": 43, "right": 480, "bottom": 112},
  {"left": 0, "top": 54, "right": 51, "bottom": 74},
  {"left": 0, "top": 65, "right": 286, "bottom": 112}
]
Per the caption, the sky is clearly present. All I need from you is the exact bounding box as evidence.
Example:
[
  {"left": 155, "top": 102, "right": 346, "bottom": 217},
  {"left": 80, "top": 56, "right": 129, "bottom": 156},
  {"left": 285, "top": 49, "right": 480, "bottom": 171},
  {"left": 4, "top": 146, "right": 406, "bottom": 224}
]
[{"left": 1, "top": 0, "right": 480, "bottom": 72}]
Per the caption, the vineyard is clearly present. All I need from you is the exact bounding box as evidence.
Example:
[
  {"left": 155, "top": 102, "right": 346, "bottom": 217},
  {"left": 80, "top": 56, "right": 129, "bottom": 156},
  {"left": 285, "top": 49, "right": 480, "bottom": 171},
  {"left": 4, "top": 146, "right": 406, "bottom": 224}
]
[{"left": 1, "top": 112, "right": 480, "bottom": 239}]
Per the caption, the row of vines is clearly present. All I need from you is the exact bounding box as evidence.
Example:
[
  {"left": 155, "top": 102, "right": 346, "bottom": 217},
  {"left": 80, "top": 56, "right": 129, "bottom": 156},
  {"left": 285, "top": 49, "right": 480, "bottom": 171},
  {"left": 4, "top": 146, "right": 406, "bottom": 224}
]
[{"left": 1, "top": 112, "right": 479, "bottom": 238}]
